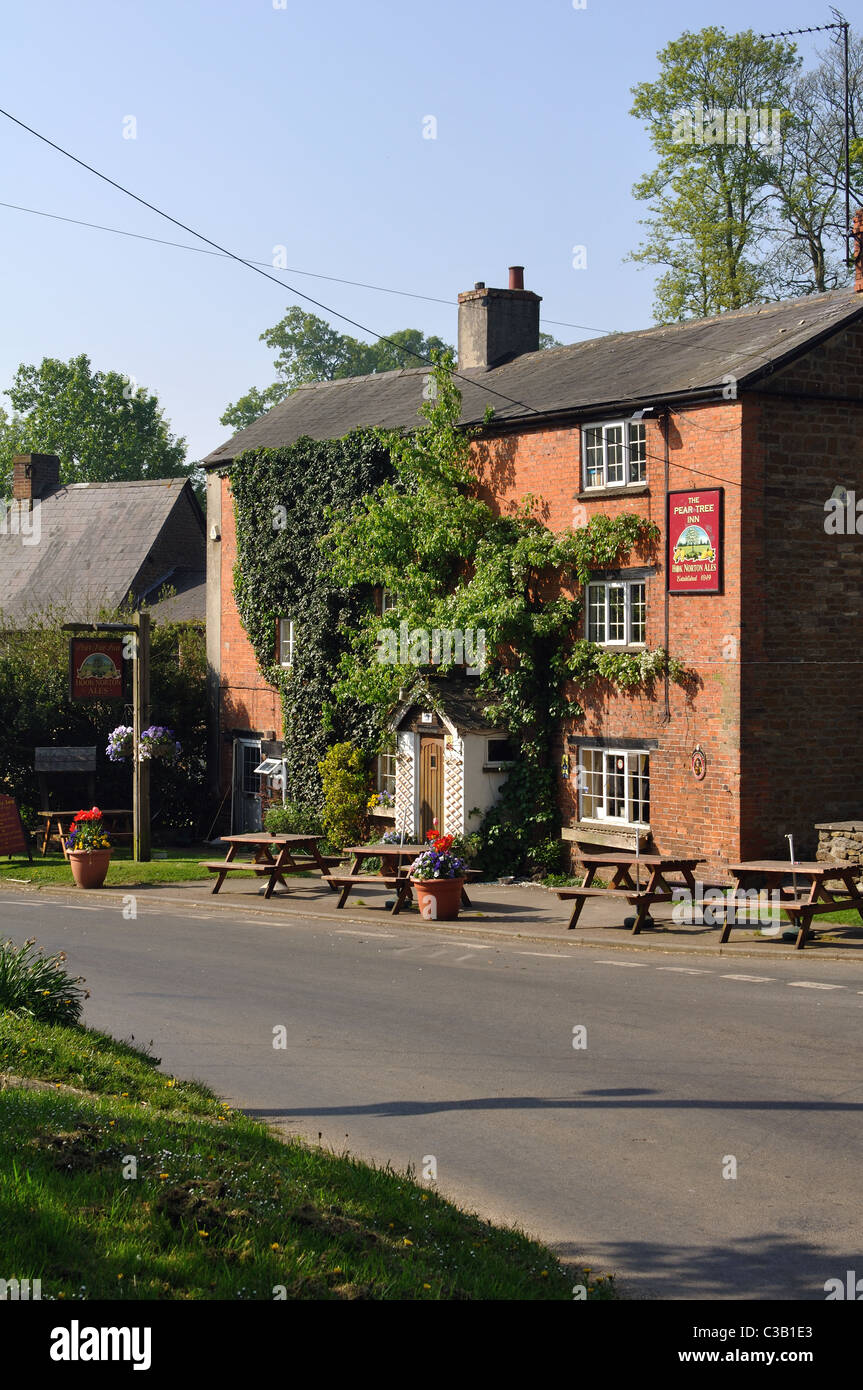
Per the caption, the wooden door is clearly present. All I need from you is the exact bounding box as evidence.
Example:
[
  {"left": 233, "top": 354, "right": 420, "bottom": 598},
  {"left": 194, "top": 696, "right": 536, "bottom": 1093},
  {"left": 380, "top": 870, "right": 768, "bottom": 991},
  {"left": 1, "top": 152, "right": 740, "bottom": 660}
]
[{"left": 419, "top": 738, "right": 444, "bottom": 839}]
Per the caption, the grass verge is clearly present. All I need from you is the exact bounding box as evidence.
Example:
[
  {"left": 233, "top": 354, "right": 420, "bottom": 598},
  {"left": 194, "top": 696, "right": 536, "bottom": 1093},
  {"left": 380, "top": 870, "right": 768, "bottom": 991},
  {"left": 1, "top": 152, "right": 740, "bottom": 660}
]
[
  {"left": 0, "top": 846, "right": 247, "bottom": 888},
  {"left": 0, "top": 1013, "right": 615, "bottom": 1300}
]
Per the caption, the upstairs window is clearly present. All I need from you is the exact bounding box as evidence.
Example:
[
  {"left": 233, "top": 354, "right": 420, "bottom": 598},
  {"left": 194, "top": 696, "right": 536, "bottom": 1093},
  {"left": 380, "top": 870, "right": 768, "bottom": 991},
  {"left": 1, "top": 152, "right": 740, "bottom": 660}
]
[
  {"left": 278, "top": 617, "right": 295, "bottom": 668},
  {"left": 582, "top": 419, "right": 646, "bottom": 490},
  {"left": 586, "top": 580, "right": 646, "bottom": 646}
]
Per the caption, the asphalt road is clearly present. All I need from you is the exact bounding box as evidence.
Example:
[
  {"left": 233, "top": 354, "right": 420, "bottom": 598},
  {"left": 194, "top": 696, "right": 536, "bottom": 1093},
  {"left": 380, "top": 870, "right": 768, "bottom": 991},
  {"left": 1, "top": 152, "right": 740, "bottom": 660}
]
[{"left": 3, "top": 889, "right": 862, "bottom": 1300}]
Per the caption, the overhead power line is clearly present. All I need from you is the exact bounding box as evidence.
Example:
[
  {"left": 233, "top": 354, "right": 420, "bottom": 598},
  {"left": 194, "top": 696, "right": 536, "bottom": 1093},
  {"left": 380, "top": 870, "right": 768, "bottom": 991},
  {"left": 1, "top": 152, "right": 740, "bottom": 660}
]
[
  {"left": 0, "top": 105, "right": 618, "bottom": 417},
  {"left": 0, "top": 197, "right": 612, "bottom": 337}
]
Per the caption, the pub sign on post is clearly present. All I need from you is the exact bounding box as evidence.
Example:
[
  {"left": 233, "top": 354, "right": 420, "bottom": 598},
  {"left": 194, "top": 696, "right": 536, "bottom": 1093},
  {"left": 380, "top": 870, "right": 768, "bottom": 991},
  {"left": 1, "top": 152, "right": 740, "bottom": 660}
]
[
  {"left": 667, "top": 489, "right": 723, "bottom": 594},
  {"left": 69, "top": 637, "right": 125, "bottom": 701}
]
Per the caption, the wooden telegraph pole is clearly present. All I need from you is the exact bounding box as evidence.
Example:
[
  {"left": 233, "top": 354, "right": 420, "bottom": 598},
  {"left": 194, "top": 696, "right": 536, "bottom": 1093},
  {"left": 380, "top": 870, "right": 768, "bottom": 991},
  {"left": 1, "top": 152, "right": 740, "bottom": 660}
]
[{"left": 132, "top": 610, "right": 151, "bottom": 862}]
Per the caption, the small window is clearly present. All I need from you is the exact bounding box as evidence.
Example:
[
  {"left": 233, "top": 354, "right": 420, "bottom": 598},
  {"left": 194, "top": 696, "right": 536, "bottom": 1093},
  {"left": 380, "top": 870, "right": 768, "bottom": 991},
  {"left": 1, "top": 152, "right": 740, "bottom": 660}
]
[
  {"left": 581, "top": 419, "right": 647, "bottom": 490},
  {"left": 486, "top": 738, "right": 516, "bottom": 765},
  {"left": 378, "top": 736, "right": 396, "bottom": 799},
  {"left": 278, "top": 617, "right": 295, "bottom": 668},
  {"left": 586, "top": 580, "right": 646, "bottom": 647},
  {"left": 381, "top": 589, "right": 400, "bottom": 614}
]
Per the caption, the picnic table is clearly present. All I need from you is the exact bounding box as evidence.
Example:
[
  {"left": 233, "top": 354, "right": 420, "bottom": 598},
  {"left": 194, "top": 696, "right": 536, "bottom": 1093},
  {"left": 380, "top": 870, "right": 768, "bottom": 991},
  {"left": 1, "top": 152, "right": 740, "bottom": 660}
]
[
  {"left": 326, "top": 843, "right": 482, "bottom": 914},
  {"left": 38, "top": 808, "right": 133, "bottom": 858},
  {"left": 721, "top": 860, "right": 863, "bottom": 950},
  {"left": 200, "top": 833, "right": 344, "bottom": 899},
  {"left": 327, "top": 843, "right": 427, "bottom": 913},
  {"left": 556, "top": 852, "right": 701, "bottom": 934}
]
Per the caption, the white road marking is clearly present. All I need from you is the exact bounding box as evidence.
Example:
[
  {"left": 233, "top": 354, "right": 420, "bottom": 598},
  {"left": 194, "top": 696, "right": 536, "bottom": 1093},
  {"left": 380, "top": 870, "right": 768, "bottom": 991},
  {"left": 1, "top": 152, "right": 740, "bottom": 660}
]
[
  {"left": 658, "top": 967, "right": 712, "bottom": 975},
  {"left": 593, "top": 960, "right": 648, "bottom": 968},
  {"left": 519, "top": 951, "right": 566, "bottom": 958},
  {"left": 721, "top": 974, "right": 774, "bottom": 983},
  {"left": 334, "top": 930, "right": 393, "bottom": 938},
  {"left": 787, "top": 981, "right": 845, "bottom": 990}
]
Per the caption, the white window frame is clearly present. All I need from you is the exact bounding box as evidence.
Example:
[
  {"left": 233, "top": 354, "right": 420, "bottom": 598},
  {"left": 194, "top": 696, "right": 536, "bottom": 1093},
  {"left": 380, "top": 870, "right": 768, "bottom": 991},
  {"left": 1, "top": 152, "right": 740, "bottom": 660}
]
[
  {"left": 485, "top": 737, "right": 516, "bottom": 768},
  {"left": 581, "top": 419, "right": 646, "bottom": 491},
  {"left": 377, "top": 736, "right": 397, "bottom": 799},
  {"left": 381, "top": 589, "right": 400, "bottom": 615},
  {"left": 278, "top": 617, "right": 295, "bottom": 668},
  {"left": 586, "top": 579, "right": 646, "bottom": 646},
  {"left": 578, "top": 748, "right": 650, "bottom": 826}
]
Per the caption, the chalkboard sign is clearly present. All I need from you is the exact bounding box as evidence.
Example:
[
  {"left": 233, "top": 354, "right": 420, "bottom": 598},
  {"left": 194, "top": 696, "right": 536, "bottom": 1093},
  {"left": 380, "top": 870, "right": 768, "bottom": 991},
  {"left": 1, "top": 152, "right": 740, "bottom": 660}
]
[{"left": 0, "top": 794, "right": 30, "bottom": 860}]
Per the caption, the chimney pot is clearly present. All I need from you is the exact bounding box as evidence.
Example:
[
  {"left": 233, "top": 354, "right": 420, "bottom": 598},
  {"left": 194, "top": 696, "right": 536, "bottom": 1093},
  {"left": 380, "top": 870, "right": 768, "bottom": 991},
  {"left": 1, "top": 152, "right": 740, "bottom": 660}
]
[
  {"left": 508, "top": 266, "right": 525, "bottom": 290},
  {"left": 474, "top": 281, "right": 485, "bottom": 290}
]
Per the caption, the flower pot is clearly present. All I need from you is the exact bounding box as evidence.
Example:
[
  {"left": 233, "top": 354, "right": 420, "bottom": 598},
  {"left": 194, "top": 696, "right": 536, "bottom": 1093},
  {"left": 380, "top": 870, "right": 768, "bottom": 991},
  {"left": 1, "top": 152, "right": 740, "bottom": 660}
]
[
  {"left": 68, "top": 849, "right": 112, "bottom": 890},
  {"left": 411, "top": 875, "right": 465, "bottom": 921}
]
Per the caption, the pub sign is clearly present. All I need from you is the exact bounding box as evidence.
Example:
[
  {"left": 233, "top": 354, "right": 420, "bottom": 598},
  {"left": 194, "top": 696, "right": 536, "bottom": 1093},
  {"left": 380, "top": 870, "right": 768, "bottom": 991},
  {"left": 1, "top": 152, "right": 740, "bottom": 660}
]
[
  {"left": 667, "top": 489, "right": 723, "bottom": 594},
  {"left": 69, "top": 637, "right": 125, "bottom": 700}
]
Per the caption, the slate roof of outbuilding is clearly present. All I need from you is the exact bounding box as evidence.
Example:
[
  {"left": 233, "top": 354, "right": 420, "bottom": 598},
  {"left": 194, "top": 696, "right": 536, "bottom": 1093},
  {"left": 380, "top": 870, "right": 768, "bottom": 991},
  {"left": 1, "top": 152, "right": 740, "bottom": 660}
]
[
  {"left": 390, "top": 675, "right": 504, "bottom": 735},
  {"left": 204, "top": 288, "right": 863, "bottom": 466},
  {"left": 0, "top": 478, "right": 204, "bottom": 625}
]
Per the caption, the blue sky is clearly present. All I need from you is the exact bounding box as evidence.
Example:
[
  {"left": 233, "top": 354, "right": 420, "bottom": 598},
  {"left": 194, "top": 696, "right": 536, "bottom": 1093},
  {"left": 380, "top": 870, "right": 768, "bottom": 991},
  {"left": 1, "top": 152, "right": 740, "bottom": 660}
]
[{"left": 0, "top": 0, "right": 844, "bottom": 463}]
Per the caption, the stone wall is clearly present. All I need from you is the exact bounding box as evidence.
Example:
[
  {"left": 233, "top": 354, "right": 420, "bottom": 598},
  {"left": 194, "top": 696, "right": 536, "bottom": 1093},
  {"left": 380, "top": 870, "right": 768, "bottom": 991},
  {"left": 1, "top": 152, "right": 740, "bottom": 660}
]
[{"left": 816, "top": 820, "right": 863, "bottom": 884}]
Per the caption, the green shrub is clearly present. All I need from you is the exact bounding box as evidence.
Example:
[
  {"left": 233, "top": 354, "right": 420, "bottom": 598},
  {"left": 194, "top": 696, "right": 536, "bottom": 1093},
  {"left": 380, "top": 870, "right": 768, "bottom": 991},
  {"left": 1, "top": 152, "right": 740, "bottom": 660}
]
[
  {"left": 528, "top": 836, "right": 566, "bottom": 875},
  {"left": 0, "top": 938, "right": 88, "bottom": 1025},
  {"left": 264, "top": 801, "right": 324, "bottom": 836},
  {"left": 451, "top": 832, "right": 482, "bottom": 865},
  {"left": 318, "top": 742, "right": 371, "bottom": 849}
]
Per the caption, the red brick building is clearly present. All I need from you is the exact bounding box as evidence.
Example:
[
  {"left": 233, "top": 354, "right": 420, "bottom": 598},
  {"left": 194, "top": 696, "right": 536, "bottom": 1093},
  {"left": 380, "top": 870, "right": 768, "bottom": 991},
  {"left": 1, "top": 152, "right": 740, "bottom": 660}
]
[{"left": 204, "top": 262, "right": 863, "bottom": 872}]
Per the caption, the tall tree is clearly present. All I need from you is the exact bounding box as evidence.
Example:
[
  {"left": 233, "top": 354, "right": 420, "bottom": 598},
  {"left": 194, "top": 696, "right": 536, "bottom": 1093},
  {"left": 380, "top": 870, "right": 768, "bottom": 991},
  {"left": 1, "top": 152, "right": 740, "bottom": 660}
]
[
  {"left": 0, "top": 353, "right": 187, "bottom": 492},
  {"left": 760, "top": 30, "right": 863, "bottom": 296},
  {"left": 221, "top": 308, "right": 453, "bottom": 432},
  {"left": 629, "top": 27, "right": 801, "bottom": 320}
]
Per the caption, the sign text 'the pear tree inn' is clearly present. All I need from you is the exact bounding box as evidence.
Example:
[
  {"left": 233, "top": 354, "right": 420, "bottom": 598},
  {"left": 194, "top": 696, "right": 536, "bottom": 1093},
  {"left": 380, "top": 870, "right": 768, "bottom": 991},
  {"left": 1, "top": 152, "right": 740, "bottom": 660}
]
[{"left": 667, "top": 489, "right": 723, "bottom": 594}]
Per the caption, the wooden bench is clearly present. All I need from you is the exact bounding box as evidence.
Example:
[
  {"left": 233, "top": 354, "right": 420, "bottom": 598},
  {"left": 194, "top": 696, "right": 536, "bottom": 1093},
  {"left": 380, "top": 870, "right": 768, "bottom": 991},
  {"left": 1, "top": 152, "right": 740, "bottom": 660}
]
[
  {"left": 781, "top": 898, "right": 861, "bottom": 951},
  {"left": 326, "top": 867, "right": 482, "bottom": 914},
  {"left": 556, "top": 886, "right": 668, "bottom": 933},
  {"left": 325, "top": 872, "right": 414, "bottom": 913}
]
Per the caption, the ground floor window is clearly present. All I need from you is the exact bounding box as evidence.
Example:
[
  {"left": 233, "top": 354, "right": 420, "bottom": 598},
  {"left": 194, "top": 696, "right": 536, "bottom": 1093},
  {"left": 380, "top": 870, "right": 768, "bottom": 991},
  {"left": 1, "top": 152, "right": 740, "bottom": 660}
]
[
  {"left": 377, "top": 736, "right": 397, "bottom": 799},
  {"left": 579, "top": 748, "right": 649, "bottom": 824}
]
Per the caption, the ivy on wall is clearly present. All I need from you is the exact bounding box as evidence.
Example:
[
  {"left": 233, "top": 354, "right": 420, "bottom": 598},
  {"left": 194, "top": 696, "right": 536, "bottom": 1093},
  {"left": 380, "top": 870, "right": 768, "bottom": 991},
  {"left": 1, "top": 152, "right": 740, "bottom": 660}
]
[
  {"left": 229, "top": 431, "right": 392, "bottom": 803},
  {"left": 229, "top": 360, "right": 690, "bottom": 872}
]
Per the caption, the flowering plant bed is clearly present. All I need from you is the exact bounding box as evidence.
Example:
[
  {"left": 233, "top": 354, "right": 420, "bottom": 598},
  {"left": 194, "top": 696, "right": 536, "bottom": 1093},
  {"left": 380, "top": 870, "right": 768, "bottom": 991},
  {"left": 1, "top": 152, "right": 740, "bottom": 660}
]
[
  {"left": 410, "top": 829, "right": 467, "bottom": 881},
  {"left": 65, "top": 807, "right": 112, "bottom": 889},
  {"left": 367, "top": 790, "right": 395, "bottom": 811},
  {"left": 64, "top": 807, "right": 111, "bottom": 854}
]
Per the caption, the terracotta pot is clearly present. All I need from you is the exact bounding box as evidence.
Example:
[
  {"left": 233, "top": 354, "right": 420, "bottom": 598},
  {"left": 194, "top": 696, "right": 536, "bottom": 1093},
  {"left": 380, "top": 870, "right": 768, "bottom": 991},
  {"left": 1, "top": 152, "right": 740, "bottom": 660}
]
[
  {"left": 68, "top": 849, "right": 112, "bottom": 889},
  {"left": 411, "top": 875, "right": 465, "bottom": 921}
]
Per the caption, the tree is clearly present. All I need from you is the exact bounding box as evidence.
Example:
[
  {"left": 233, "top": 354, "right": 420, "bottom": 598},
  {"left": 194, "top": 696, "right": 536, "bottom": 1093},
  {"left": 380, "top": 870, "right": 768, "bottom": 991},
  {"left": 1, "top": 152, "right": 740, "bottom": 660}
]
[
  {"left": 221, "top": 308, "right": 454, "bottom": 432},
  {"left": 760, "top": 30, "right": 863, "bottom": 296},
  {"left": 0, "top": 354, "right": 188, "bottom": 493},
  {"left": 629, "top": 27, "right": 801, "bottom": 319}
]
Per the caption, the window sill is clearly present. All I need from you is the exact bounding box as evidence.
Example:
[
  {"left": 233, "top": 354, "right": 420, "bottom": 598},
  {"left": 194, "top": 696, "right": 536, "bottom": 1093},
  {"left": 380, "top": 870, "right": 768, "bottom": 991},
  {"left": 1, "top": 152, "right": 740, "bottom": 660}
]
[
  {"left": 578, "top": 485, "right": 650, "bottom": 501},
  {"left": 483, "top": 763, "right": 514, "bottom": 773},
  {"left": 585, "top": 644, "right": 647, "bottom": 654}
]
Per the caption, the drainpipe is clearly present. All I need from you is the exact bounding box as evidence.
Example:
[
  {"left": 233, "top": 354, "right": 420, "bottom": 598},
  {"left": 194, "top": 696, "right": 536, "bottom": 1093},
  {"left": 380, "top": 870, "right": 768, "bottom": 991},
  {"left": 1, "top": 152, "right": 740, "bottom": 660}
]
[{"left": 662, "top": 407, "right": 671, "bottom": 725}]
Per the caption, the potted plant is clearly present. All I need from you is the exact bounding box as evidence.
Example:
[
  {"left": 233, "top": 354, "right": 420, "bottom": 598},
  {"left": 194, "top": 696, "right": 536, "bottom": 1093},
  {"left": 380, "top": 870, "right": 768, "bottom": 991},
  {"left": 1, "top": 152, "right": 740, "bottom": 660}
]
[
  {"left": 65, "top": 807, "right": 112, "bottom": 889},
  {"left": 409, "top": 829, "right": 468, "bottom": 920},
  {"left": 106, "top": 725, "right": 134, "bottom": 761},
  {"left": 138, "top": 726, "right": 181, "bottom": 761}
]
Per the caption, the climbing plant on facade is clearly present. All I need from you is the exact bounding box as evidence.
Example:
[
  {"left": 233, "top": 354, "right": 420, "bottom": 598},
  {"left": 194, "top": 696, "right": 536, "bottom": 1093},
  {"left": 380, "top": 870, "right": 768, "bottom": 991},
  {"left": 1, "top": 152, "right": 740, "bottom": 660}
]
[{"left": 229, "top": 430, "right": 393, "bottom": 804}]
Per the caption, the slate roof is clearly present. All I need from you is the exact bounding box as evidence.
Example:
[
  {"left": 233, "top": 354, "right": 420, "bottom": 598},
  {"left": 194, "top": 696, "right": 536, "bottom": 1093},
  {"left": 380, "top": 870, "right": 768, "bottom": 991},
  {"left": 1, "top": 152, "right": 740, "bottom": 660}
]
[
  {"left": 390, "top": 675, "right": 504, "bottom": 735},
  {"left": 204, "top": 288, "right": 863, "bottom": 466},
  {"left": 0, "top": 478, "right": 204, "bottom": 625}
]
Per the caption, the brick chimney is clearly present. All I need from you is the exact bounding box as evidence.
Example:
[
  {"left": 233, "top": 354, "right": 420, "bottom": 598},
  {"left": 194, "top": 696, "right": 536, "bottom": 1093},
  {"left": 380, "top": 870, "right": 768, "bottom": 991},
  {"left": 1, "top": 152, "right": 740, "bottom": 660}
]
[
  {"left": 854, "top": 208, "right": 863, "bottom": 293},
  {"left": 11, "top": 453, "right": 60, "bottom": 505},
  {"left": 458, "top": 266, "right": 541, "bottom": 369}
]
